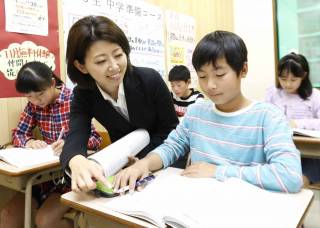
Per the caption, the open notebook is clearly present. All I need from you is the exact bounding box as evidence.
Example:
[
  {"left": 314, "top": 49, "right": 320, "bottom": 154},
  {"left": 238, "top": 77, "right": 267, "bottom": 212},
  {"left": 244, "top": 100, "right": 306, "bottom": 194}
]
[
  {"left": 293, "top": 128, "right": 320, "bottom": 138},
  {"left": 0, "top": 147, "right": 58, "bottom": 168},
  {"left": 99, "top": 169, "right": 313, "bottom": 228}
]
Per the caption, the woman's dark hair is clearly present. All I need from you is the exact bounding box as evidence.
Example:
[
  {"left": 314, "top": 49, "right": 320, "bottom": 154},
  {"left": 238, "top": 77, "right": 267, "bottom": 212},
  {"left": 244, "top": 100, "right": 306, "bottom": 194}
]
[
  {"left": 168, "top": 65, "right": 191, "bottom": 82},
  {"left": 15, "top": 61, "right": 63, "bottom": 93},
  {"left": 192, "top": 30, "right": 247, "bottom": 76},
  {"left": 277, "top": 52, "right": 312, "bottom": 100},
  {"left": 66, "top": 15, "right": 132, "bottom": 89}
]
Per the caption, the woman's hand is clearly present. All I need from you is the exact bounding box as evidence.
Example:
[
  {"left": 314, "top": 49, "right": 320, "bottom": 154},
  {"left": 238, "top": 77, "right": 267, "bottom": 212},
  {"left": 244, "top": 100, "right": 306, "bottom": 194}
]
[
  {"left": 25, "top": 139, "right": 47, "bottom": 149},
  {"left": 51, "top": 139, "right": 64, "bottom": 156},
  {"left": 69, "top": 155, "right": 108, "bottom": 193},
  {"left": 181, "top": 162, "right": 217, "bottom": 178}
]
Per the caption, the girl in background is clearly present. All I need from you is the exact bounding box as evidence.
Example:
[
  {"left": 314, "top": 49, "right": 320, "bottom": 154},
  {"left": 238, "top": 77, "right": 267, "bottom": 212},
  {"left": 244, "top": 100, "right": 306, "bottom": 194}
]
[
  {"left": 265, "top": 52, "right": 320, "bottom": 185},
  {"left": 0, "top": 61, "right": 101, "bottom": 228}
]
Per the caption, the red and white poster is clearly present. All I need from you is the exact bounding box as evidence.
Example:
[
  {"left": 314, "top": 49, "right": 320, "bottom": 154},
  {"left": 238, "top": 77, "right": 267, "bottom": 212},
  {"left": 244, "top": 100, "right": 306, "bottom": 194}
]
[{"left": 0, "top": 0, "right": 60, "bottom": 98}]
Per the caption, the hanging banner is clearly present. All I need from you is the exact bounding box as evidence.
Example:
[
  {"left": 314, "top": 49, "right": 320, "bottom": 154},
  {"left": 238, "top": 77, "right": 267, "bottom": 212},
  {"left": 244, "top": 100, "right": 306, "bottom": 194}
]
[
  {"left": 62, "top": 0, "right": 165, "bottom": 88},
  {"left": 0, "top": 0, "right": 60, "bottom": 98}
]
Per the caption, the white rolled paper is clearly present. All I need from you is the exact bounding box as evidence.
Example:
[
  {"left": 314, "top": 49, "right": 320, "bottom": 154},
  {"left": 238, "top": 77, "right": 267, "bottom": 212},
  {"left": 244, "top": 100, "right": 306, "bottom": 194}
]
[{"left": 88, "top": 129, "right": 150, "bottom": 176}]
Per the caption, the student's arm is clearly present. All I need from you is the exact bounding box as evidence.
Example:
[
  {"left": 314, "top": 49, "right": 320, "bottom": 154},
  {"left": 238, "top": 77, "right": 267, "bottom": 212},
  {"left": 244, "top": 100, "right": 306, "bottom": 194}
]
[
  {"left": 152, "top": 119, "right": 190, "bottom": 168},
  {"left": 12, "top": 103, "right": 37, "bottom": 147},
  {"left": 294, "top": 118, "right": 320, "bottom": 130},
  {"left": 215, "top": 109, "right": 303, "bottom": 193},
  {"left": 293, "top": 90, "right": 320, "bottom": 130}
]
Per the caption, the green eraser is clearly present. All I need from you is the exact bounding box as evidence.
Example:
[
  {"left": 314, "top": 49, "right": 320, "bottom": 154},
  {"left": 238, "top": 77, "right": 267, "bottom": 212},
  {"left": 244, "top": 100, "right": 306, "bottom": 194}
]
[{"left": 96, "top": 175, "right": 114, "bottom": 194}]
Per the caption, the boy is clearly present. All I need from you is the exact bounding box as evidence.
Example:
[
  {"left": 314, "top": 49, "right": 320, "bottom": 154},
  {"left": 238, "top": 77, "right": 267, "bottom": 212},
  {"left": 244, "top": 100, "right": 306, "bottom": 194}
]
[
  {"left": 169, "top": 65, "right": 204, "bottom": 117},
  {"left": 113, "top": 31, "right": 303, "bottom": 193}
]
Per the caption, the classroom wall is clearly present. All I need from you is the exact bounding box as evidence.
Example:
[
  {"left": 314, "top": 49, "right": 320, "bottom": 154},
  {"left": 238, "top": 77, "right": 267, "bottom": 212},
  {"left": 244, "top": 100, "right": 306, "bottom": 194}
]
[
  {"left": 233, "top": 0, "right": 276, "bottom": 101},
  {"left": 0, "top": 0, "right": 234, "bottom": 144}
]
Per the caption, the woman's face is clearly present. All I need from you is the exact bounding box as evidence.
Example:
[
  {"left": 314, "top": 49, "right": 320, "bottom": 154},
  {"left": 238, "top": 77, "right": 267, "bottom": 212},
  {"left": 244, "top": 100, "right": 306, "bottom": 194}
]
[
  {"left": 76, "top": 41, "right": 128, "bottom": 92},
  {"left": 279, "top": 71, "right": 304, "bottom": 94}
]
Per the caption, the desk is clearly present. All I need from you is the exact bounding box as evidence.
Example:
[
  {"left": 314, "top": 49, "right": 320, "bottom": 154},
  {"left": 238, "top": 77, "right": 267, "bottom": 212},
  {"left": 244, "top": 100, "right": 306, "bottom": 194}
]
[
  {"left": 62, "top": 168, "right": 314, "bottom": 228},
  {"left": 0, "top": 160, "right": 62, "bottom": 228},
  {"left": 294, "top": 136, "right": 320, "bottom": 158}
]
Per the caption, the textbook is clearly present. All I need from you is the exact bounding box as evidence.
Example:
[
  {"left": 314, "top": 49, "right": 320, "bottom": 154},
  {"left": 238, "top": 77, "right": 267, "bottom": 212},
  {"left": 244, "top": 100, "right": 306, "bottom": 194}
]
[
  {"left": 88, "top": 129, "right": 150, "bottom": 176},
  {"left": 99, "top": 169, "right": 313, "bottom": 228},
  {"left": 293, "top": 128, "right": 320, "bottom": 138},
  {"left": 0, "top": 147, "right": 58, "bottom": 168}
]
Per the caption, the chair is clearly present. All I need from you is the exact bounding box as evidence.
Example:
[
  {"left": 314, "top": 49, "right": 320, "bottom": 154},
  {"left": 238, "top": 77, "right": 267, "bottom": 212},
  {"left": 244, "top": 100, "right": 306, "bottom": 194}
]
[{"left": 98, "top": 131, "right": 112, "bottom": 150}]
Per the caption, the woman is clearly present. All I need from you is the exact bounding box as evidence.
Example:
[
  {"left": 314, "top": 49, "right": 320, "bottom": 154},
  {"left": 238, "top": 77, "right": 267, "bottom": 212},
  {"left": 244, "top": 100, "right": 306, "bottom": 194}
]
[{"left": 60, "top": 16, "right": 178, "bottom": 192}]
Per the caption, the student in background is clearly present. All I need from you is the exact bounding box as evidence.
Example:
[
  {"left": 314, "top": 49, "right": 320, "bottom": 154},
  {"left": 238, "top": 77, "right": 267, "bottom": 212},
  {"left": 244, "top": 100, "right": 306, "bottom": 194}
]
[
  {"left": 265, "top": 52, "right": 320, "bottom": 185},
  {"left": 60, "top": 16, "right": 178, "bottom": 193},
  {"left": 168, "top": 65, "right": 204, "bottom": 168},
  {"left": 168, "top": 65, "right": 204, "bottom": 117},
  {"left": 113, "top": 31, "right": 303, "bottom": 194},
  {"left": 0, "top": 61, "right": 101, "bottom": 228}
]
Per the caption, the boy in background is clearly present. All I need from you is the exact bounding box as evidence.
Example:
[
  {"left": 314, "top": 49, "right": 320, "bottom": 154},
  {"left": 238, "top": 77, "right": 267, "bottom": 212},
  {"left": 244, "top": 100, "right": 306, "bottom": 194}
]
[{"left": 168, "top": 65, "right": 204, "bottom": 117}]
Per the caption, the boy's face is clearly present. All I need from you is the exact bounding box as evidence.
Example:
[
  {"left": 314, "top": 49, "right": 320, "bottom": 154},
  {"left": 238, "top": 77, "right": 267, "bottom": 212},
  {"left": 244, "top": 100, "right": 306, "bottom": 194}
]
[
  {"left": 197, "top": 57, "right": 247, "bottom": 112},
  {"left": 170, "top": 80, "right": 190, "bottom": 98}
]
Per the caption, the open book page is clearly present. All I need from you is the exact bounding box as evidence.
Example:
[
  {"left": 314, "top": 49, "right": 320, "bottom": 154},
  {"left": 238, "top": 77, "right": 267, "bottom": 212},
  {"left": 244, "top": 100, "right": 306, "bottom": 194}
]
[
  {"left": 0, "top": 147, "right": 58, "bottom": 168},
  {"left": 98, "top": 169, "right": 313, "bottom": 228},
  {"left": 293, "top": 128, "right": 320, "bottom": 138},
  {"left": 88, "top": 129, "right": 150, "bottom": 176}
]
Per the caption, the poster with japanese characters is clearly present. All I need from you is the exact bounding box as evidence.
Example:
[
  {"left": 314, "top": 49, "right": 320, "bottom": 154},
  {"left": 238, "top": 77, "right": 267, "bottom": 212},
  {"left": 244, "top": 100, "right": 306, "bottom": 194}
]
[
  {"left": 0, "top": 0, "right": 60, "bottom": 98},
  {"left": 165, "top": 10, "right": 196, "bottom": 87},
  {"left": 62, "top": 0, "right": 165, "bottom": 88}
]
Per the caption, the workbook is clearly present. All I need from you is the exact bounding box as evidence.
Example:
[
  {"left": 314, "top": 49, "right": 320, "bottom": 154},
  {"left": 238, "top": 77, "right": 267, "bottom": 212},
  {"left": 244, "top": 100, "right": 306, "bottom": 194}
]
[
  {"left": 0, "top": 147, "right": 58, "bottom": 168},
  {"left": 100, "top": 169, "right": 313, "bottom": 228},
  {"left": 88, "top": 129, "right": 150, "bottom": 176},
  {"left": 293, "top": 128, "right": 320, "bottom": 138}
]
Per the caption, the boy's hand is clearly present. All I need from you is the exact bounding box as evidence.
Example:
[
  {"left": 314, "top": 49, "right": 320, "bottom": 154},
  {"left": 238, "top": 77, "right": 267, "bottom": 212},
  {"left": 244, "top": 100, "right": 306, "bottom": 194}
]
[
  {"left": 51, "top": 139, "right": 64, "bottom": 156},
  {"left": 69, "top": 155, "right": 108, "bottom": 193},
  {"left": 25, "top": 139, "right": 47, "bottom": 149},
  {"left": 113, "top": 159, "right": 150, "bottom": 194},
  {"left": 181, "top": 162, "right": 217, "bottom": 178}
]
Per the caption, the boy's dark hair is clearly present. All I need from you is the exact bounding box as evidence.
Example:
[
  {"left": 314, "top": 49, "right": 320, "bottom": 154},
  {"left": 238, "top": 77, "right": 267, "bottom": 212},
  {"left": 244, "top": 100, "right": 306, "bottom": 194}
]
[
  {"left": 168, "top": 65, "right": 191, "bottom": 82},
  {"left": 277, "top": 52, "right": 312, "bottom": 100},
  {"left": 15, "top": 61, "right": 63, "bottom": 93},
  {"left": 66, "top": 15, "right": 132, "bottom": 89},
  {"left": 192, "top": 30, "right": 247, "bottom": 76}
]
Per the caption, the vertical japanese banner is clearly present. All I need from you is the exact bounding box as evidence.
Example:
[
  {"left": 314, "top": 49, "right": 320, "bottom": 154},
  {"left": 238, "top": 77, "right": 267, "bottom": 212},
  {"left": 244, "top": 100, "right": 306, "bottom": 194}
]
[
  {"left": 165, "top": 10, "right": 196, "bottom": 87},
  {"left": 0, "top": 0, "right": 60, "bottom": 98},
  {"left": 62, "top": 0, "right": 165, "bottom": 88}
]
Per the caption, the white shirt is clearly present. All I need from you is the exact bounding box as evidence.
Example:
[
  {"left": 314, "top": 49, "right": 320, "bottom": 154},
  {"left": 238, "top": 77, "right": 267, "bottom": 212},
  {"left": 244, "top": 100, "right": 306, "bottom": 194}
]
[{"left": 96, "top": 82, "right": 130, "bottom": 121}]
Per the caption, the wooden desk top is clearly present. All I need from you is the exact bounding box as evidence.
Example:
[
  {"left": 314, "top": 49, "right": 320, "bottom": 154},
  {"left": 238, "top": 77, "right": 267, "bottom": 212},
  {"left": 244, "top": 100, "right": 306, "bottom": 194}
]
[
  {"left": 62, "top": 168, "right": 314, "bottom": 228},
  {"left": 293, "top": 136, "right": 320, "bottom": 144},
  {"left": 0, "top": 160, "right": 60, "bottom": 176}
]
